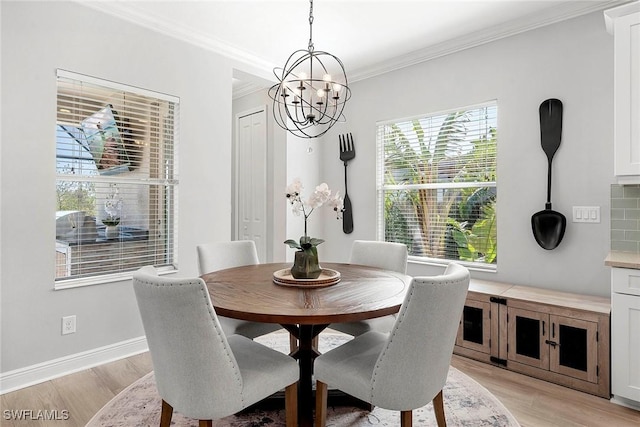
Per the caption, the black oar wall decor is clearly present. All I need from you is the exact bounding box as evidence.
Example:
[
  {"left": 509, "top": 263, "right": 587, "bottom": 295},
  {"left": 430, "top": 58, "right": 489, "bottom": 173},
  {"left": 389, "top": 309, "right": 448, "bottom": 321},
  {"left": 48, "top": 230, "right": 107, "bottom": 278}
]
[{"left": 531, "top": 98, "right": 567, "bottom": 250}]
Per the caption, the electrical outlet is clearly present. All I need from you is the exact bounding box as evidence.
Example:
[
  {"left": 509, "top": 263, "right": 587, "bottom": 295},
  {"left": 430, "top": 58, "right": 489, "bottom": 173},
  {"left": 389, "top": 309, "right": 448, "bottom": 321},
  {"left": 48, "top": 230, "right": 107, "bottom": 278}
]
[{"left": 62, "top": 315, "right": 76, "bottom": 335}]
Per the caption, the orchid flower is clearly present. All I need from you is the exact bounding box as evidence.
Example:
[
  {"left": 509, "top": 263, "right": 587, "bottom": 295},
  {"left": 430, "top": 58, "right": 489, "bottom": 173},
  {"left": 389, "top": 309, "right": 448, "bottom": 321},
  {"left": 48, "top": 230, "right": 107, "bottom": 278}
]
[{"left": 284, "top": 179, "right": 344, "bottom": 253}]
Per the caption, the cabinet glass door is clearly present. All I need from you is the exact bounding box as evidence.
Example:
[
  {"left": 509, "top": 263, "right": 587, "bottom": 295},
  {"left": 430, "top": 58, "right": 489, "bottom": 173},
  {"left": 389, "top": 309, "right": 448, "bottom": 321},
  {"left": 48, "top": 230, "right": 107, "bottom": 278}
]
[
  {"left": 456, "top": 300, "right": 491, "bottom": 354},
  {"left": 507, "top": 307, "right": 549, "bottom": 369},
  {"left": 464, "top": 305, "right": 484, "bottom": 343},
  {"left": 550, "top": 315, "right": 598, "bottom": 383}
]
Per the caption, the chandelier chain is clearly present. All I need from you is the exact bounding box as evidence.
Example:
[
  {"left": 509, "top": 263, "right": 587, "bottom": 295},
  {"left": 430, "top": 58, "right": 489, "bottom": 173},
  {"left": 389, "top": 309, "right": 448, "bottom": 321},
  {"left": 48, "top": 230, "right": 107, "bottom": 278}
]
[{"left": 308, "top": 0, "right": 314, "bottom": 52}]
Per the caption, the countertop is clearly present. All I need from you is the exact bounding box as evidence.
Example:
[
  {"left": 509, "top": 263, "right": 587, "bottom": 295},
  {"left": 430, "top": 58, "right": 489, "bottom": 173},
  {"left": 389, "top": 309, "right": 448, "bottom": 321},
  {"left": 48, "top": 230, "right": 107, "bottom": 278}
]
[{"left": 605, "top": 251, "right": 640, "bottom": 269}]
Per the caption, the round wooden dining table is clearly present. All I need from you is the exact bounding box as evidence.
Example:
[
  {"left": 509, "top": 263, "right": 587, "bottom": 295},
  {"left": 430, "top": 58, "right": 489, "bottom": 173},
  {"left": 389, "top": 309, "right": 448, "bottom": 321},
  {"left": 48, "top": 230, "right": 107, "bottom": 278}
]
[{"left": 202, "top": 262, "right": 412, "bottom": 427}]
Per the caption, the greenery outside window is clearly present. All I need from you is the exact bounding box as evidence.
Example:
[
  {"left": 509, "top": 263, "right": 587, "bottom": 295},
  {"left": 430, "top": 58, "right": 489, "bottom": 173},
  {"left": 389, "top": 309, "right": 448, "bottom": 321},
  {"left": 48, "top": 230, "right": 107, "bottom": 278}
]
[
  {"left": 376, "top": 102, "right": 497, "bottom": 270},
  {"left": 55, "top": 70, "right": 179, "bottom": 288}
]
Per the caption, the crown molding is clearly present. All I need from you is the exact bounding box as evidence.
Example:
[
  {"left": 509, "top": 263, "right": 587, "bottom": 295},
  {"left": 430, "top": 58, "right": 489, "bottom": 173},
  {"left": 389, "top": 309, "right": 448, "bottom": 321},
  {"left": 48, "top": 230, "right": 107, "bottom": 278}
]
[
  {"left": 79, "top": 0, "right": 629, "bottom": 86},
  {"left": 78, "top": 1, "right": 277, "bottom": 73},
  {"left": 232, "top": 80, "right": 267, "bottom": 100},
  {"left": 349, "top": 0, "right": 628, "bottom": 82}
]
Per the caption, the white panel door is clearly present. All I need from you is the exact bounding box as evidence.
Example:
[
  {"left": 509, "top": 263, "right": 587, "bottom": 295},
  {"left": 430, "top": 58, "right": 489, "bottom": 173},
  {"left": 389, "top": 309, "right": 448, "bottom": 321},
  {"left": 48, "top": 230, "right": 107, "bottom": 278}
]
[{"left": 237, "top": 109, "right": 267, "bottom": 262}]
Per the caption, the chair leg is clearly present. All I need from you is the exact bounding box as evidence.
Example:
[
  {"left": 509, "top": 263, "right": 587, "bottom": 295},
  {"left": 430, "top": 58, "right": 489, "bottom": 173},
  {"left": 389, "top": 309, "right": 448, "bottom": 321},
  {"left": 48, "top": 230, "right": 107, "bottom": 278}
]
[
  {"left": 198, "top": 421, "right": 212, "bottom": 427},
  {"left": 285, "top": 382, "right": 298, "bottom": 427},
  {"left": 400, "top": 410, "right": 412, "bottom": 427},
  {"left": 315, "top": 380, "right": 328, "bottom": 427},
  {"left": 160, "top": 400, "right": 173, "bottom": 427},
  {"left": 433, "top": 390, "right": 447, "bottom": 427}
]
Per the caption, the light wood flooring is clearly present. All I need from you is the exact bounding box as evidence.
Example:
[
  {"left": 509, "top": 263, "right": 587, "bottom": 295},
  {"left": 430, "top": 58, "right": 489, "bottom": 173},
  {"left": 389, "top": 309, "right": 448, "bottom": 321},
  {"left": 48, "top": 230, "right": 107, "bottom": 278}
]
[{"left": 1, "top": 350, "right": 638, "bottom": 426}]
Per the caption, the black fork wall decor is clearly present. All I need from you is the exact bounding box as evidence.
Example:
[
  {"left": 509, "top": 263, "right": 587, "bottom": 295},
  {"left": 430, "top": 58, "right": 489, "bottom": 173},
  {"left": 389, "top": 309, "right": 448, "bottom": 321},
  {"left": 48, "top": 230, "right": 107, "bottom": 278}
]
[{"left": 339, "top": 133, "right": 355, "bottom": 233}]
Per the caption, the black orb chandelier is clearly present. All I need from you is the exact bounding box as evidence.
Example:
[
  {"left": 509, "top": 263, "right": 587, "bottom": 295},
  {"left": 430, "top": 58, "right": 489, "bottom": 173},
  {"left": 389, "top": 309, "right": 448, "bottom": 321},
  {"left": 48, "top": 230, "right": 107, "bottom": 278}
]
[{"left": 268, "top": 0, "right": 351, "bottom": 139}]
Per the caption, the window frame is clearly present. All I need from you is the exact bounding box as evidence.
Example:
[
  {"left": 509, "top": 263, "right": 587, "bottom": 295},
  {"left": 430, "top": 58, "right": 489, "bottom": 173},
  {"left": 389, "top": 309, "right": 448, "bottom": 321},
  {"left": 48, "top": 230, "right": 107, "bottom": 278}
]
[
  {"left": 54, "top": 69, "right": 180, "bottom": 290},
  {"left": 376, "top": 101, "right": 498, "bottom": 272}
]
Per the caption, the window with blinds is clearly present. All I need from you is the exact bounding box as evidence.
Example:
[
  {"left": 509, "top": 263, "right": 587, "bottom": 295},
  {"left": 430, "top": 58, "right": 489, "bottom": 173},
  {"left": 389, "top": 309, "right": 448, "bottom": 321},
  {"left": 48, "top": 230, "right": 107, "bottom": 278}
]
[
  {"left": 55, "top": 70, "right": 179, "bottom": 288},
  {"left": 376, "top": 102, "right": 497, "bottom": 269}
]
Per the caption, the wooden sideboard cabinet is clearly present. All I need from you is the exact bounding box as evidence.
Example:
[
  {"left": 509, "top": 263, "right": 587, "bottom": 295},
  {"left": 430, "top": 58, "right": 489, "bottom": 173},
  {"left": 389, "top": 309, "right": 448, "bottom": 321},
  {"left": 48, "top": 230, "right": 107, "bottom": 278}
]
[{"left": 454, "top": 280, "right": 611, "bottom": 398}]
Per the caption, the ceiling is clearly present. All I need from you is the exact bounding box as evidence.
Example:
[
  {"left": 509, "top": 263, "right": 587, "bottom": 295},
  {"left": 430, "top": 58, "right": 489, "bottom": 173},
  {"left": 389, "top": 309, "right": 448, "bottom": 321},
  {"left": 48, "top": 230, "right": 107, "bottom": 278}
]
[{"left": 83, "top": 0, "right": 625, "bottom": 96}]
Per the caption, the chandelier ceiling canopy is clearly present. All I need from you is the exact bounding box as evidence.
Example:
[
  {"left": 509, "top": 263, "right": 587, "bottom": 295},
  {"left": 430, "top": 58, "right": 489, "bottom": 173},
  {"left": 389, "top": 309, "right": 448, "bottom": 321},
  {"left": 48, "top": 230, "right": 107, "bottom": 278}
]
[{"left": 268, "top": 0, "right": 351, "bottom": 139}]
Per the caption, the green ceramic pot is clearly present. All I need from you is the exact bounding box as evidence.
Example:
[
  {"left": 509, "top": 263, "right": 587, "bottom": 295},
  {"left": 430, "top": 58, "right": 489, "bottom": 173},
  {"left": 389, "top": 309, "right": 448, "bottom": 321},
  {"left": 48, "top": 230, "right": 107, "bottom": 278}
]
[{"left": 291, "top": 250, "right": 322, "bottom": 279}]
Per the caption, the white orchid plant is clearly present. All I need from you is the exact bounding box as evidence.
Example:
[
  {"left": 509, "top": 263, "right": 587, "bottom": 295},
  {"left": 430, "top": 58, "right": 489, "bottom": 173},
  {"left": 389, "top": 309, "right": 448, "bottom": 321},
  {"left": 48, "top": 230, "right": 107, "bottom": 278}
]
[{"left": 284, "top": 178, "right": 344, "bottom": 255}]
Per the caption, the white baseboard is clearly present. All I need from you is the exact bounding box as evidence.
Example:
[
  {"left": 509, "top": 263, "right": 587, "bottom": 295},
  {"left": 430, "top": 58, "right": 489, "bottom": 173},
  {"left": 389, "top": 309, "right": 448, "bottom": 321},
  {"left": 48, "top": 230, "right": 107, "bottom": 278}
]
[
  {"left": 610, "top": 395, "right": 640, "bottom": 411},
  {"left": 0, "top": 336, "right": 148, "bottom": 395}
]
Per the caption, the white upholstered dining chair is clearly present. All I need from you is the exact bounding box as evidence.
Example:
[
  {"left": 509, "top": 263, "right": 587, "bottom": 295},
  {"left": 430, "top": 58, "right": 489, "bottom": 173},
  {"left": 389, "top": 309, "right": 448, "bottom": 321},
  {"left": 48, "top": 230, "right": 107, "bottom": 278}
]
[
  {"left": 329, "top": 240, "right": 409, "bottom": 336},
  {"left": 133, "top": 266, "right": 298, "bottom": 427},
  {"left": 196, "top": 240, "right": 282, "bottom": 339},
  {"left": 314, "top": 262, "right": 470, "bottom": 427}
]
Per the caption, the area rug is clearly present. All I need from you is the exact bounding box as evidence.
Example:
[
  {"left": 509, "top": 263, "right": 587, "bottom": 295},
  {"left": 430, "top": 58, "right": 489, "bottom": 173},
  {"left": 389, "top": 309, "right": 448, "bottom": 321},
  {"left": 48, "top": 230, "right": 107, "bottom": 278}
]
[{"left": 87, "top": 332, "right": 520, "bottom": 426}]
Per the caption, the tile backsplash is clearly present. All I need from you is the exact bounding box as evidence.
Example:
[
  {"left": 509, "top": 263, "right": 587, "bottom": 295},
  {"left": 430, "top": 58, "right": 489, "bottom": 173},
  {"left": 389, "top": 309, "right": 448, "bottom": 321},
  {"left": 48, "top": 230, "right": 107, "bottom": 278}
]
[{"left": 611, "top": 184, "right": 640, "bottom": 253}]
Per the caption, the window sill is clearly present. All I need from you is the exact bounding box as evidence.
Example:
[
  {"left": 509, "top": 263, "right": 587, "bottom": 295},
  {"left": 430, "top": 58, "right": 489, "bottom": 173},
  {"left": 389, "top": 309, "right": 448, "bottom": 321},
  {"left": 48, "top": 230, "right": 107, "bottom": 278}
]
[
  {"left": 54, "top": 265, "right": 178, "bottom": 290},
  {"left": 408, "top": 256, "right": 497, "bottom": 273}
]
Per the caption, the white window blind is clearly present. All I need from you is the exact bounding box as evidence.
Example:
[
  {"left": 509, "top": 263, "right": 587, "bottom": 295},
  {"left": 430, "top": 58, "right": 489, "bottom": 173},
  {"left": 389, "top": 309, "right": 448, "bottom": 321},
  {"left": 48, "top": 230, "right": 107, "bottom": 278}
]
[
  {"left": 376, "top": 102, "right": 497, "bottom": 268},
  {"left": 55, "top": 70, "right": 179, "bottom": 288}
]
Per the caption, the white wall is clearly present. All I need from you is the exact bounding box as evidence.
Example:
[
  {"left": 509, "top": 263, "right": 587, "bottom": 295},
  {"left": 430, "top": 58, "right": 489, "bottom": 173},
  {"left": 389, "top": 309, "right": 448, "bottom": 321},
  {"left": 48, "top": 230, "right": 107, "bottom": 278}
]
[
  {"left": 1, "top": 1, "right": 234, "bottom": 373},
  {"left": 285, "top": 134, "right": 326, "bottom": 262},
  {"left": 320, "top": 10, "right": 615, "bottom": 297}
]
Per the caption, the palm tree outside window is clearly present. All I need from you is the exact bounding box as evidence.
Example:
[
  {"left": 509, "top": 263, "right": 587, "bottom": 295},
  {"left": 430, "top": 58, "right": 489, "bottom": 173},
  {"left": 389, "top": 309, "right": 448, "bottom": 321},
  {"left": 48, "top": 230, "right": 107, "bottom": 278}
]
[{"left": 376, "top": 102, "right": 497, "bottom": 269}]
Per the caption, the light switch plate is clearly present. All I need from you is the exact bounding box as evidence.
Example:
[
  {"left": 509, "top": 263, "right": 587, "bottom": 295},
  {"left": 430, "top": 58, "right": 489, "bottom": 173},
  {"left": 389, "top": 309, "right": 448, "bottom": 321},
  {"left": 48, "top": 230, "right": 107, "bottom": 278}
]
[{"left": 572, "top": 206, "right": 600, "bottom": 223}]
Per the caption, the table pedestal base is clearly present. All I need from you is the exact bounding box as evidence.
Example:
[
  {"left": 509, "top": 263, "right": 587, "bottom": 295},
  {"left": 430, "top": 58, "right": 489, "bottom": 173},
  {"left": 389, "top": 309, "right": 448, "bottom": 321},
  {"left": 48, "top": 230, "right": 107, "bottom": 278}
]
[{"left": 282, "top": 323, "right": 327, "bottom": 427}]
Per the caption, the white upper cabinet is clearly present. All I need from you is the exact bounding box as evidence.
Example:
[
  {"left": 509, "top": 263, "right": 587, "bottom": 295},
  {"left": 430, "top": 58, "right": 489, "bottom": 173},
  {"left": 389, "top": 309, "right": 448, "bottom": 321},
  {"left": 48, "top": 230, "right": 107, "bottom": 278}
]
[{"left": 606, "top": 3, "right": 640, "bottom": 184}]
